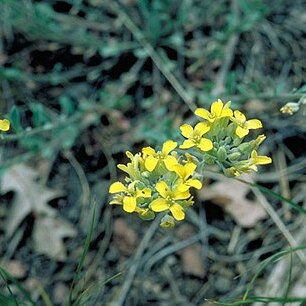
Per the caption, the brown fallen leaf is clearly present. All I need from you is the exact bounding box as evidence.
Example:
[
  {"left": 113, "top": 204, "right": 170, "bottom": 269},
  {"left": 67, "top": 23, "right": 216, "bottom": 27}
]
[
  {"left": 1, "top": 163, "right": 77, "bottom": 260},
  {"left": 177, "top": 224, "right": 206, "bottom": 278},
  {"left": 1, "top": 164, "right": 61, "bottom": 238},
  {"left": 113, "top": 218, "right": 138, "bottom": 256},
  {"left": 198, "top": 174, "right": 267, "bottom": 228},
  {"left": 33, "top": 215, "right": 77, "bottom": 261}
]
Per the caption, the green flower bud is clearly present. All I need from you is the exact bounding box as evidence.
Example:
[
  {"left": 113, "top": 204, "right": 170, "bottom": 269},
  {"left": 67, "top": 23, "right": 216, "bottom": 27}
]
[
  {"left": 217, "top": 146, "right": 227, "bottom": 162},
  {"left": 238, "top": 142, "right": 252, "bottom": 153},
  {"left": 228, "top": 152, "right": 241, "bottom": 161},
  {"left": 138, "top": 209, "right": 155, "bottom": 221},
  {"left": 225, "top": 136, "right": 232, "bottom": 145},
  {"left": 204, "top": 155, "right": 215, "bottom": 165},
  {"left": 233, "top": 137, "right": 243, "bottom": 146},
  {"left": 160, "top": 215, "right": 175, "bottom": 228}
]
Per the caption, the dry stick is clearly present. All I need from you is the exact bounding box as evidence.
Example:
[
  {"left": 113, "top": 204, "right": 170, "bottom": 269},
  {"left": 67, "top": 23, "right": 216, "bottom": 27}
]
[
  {"left": 275, "top": 148, "right": 291, "bottom": 220},
  {"left": 252, "top": 187, "right": 306, "bottom": 265},
  {"left": 113, "top": 216, "right": 161, "bottom": 306},
  {"left": 64, "top": 150, "right": 91, "bottom": 230},
  {"left": 111, "top": 2, "right": 196, "bottom": 112}
]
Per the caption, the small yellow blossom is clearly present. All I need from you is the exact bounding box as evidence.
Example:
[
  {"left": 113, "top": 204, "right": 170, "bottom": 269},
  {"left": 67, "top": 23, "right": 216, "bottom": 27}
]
[
  {"left": 228, "top": 150, "right": 272, "bottom": 176},
  {"left": 0, "top": 119, "right": 10, "bottom": 131},
  {"left": 109, "top": 181, "right": 151, "bottom": 213},
  {"left": 249, "top": 150, "right": 272, "bottom": 170},
  {"left": 117, "top": 151, "right": 145, "bottom": 179},
  {"left": 179, "top": 122, "right": 213, "bottom": 152},
  {"left": 280, "top": 102, "right": 299, "bottom": 115},
  {"left": 194, "top": 100, "right": 233, "bottom": 123},
  {"left": 150, "top": 181, "right": 190, "bottom": 220},
  {"left": 232, "top": 110, "right": 262, "bottom": 138},
  {"left": 172, "top": 163, "right": 202, "bottom": 192},
  {"left": 142, "top": 140, "right": 177, "bottom": 172}
]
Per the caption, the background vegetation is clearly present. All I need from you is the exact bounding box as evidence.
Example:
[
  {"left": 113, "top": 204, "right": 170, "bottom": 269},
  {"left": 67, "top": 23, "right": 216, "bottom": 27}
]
[{"left": 0, "top": 0, "right": 305, "bottom": 305}]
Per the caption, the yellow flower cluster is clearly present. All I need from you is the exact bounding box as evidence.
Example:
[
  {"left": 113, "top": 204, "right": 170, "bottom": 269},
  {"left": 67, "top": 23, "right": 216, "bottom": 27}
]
[
  {"left": 109, "top": 141, "right": 202, "bottom": 227},
  {"left": 0, "top": 119, "right": 10, "bottom": 132},
  {"left": 109, "top": 100, "right": 272, "bottom": 227},
  {"left": 180, "top": 99, "right": 272, "bottom": 176}
]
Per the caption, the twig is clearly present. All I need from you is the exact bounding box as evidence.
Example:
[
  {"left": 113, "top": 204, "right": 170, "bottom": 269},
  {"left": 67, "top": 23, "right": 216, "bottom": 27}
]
[
  {"left": 112, "top": 215, "right": 161, "bottom": 306},
  {"left": 252, "top": 187, "right": 306, "bottom": 265}
]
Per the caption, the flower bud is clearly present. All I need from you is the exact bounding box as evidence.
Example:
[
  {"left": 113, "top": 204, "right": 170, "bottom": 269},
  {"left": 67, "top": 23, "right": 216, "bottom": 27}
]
[
  {"left": 204, "top": 155, "right": 215, "bottom": 165},
  {"left": 238, "top": 142, "right": 252, "bottom": 153},
  {"left": 217, "top": 146, "right": 227, "bottom": 162},
  {"left": 228, "top": 152, "right": 241, "bottom": 161},
  {"left": 224, "top": 136, "right": 232, "bottom": 145},
  {"left": 160, "top": 215, "right": 175, "bottom": 228}
]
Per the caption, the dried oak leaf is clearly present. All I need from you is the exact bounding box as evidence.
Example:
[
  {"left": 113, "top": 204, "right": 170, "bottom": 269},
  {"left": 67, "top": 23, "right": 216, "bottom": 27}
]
[
  {"left": 33, "top": 215, "right": 77, "bottom": 261},
  {"left": 198, "top": 174, "right": 267, "bottom": 227},
  {"left": 1, "top": 164, "right": 76, "bottom": 260}
]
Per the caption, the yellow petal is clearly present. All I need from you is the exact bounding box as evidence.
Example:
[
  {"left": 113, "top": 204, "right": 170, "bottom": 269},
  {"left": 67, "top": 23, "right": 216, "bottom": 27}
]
[
  {"left": 234, "top": 110, "right": 246, "bottom": 124},
  {"left": 170, "top": 203, "right": 185, "bottom": 221},
  {"left": 151, "top": 198, "right": 169, "bottom": 212},
  {"left": 123, "top": 196, "right": 137, "bottom": 213},
  {"left": 145, "top": 155, "right": 158, "bottom": 171},
  {"left": 246, "top": 119, "right": 262, "bottom": 129},
  {"left": 109, "top": 181, "right": 127, "bottom": 193},
  {"left": 177, "top": 183, "right": 190, "bottom": 192},
  {"left": 172, "top": 164, "right": 185, "bottom": 177},
  {"left": 194, "top": 108, "right": 211, "bottom": 120},
  {"left": 117, "top": 164, "right": 129, "bottom": 173},
  {"left": 126, "top": 151, "right": 134, "bottom": 159},
  {"left": 0, "top": 119, "right": 10, "bottom": 131},
  {"left": 164, "top": 155, "right": 178, "bottom": 171},
  {"left": 194, "top": 122, "right": 210, "bottom": 136},
  {"left": 179, "top": 140, "right": 195, "bottom": 149},
  {"left": 173, "top": 189, "right": 190, "bottom": 200},
  {"left": 155, "top": 181, "right": 170, "bottom": 198},
  {"left": 220, "top": 108, "right": 233, "bottom": 117},
  {"left": 198, "top": 138, "right": 213, "bottom": 151},
  {"left": 187, "top": 178, "right": 202, "bottom": 189},
  {"left": 180, "top": 124, "right": 194, "bottom": 138},
  {"left": 183, "top": 163, "right": 197, "bottom": 178},
  {"left": 142, "top": 146, "right": 155, "bottom": 156},
  {"left": 211, "top": 100, "right": 223, "bottom": 116},
  {"left": 255, "top": 156, "right": 272, "bottom": 164},
  {"left": 235, "top": 126, "right": 249, "bottom": 138},
  {"left": 162, "top": 140, "right": 177, "bottom": 155},
  {"left": 137, "top": 188, "right": 152, "bottom": 198}
]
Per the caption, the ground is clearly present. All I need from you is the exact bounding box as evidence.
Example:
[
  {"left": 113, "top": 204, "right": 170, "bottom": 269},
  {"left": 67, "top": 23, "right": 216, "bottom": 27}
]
[{"left": 0, "top": 0, "right": 306, "bottom": 305}]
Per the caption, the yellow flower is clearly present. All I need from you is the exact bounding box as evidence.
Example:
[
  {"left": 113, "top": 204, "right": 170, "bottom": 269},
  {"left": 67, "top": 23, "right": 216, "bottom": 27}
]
[
  {"left": 249, "top": 150, "right": 272, "bottom": 170},
  {"left": 150, "top": 181, "right": 190, "bottom": 221},
  {"left": 232, "top": 110, "right": 262, "bottom": 138},
  {"left": 179, "top": 122, "right": 213, "bottom": 152},
  {"left": 280, "top": 102, "right": 299, "bottom": 115},
  {"left": 227, "top": 150, "right": 272, "bottom": 176},
  {"left": 194, "top": 100, "right": 233, "bottom": 123},
  {"left": 172, "top": 163, "right": 202, "bottom": 192},
  {"left": 117, "top": 151, "right": 144, "bottom": 179},
  {"left": 142, "top": 140, "right": 177, "bottom": 172},
  {"left": 0, "top": 119, "right": 10, "bottom": 131},
  {"left": 109, "top": 181, "right": 151, "bottom": 213}
]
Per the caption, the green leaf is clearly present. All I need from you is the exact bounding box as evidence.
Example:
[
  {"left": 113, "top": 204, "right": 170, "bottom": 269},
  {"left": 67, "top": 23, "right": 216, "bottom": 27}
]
[{"left": 8, "top": 105, "right": 23, "bottom": 133}]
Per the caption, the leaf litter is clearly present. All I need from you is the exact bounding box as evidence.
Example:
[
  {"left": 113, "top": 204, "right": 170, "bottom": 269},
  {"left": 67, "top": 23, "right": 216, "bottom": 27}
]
[{"left": 1, "top": 163, "right": 76, "bottom": 260}]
